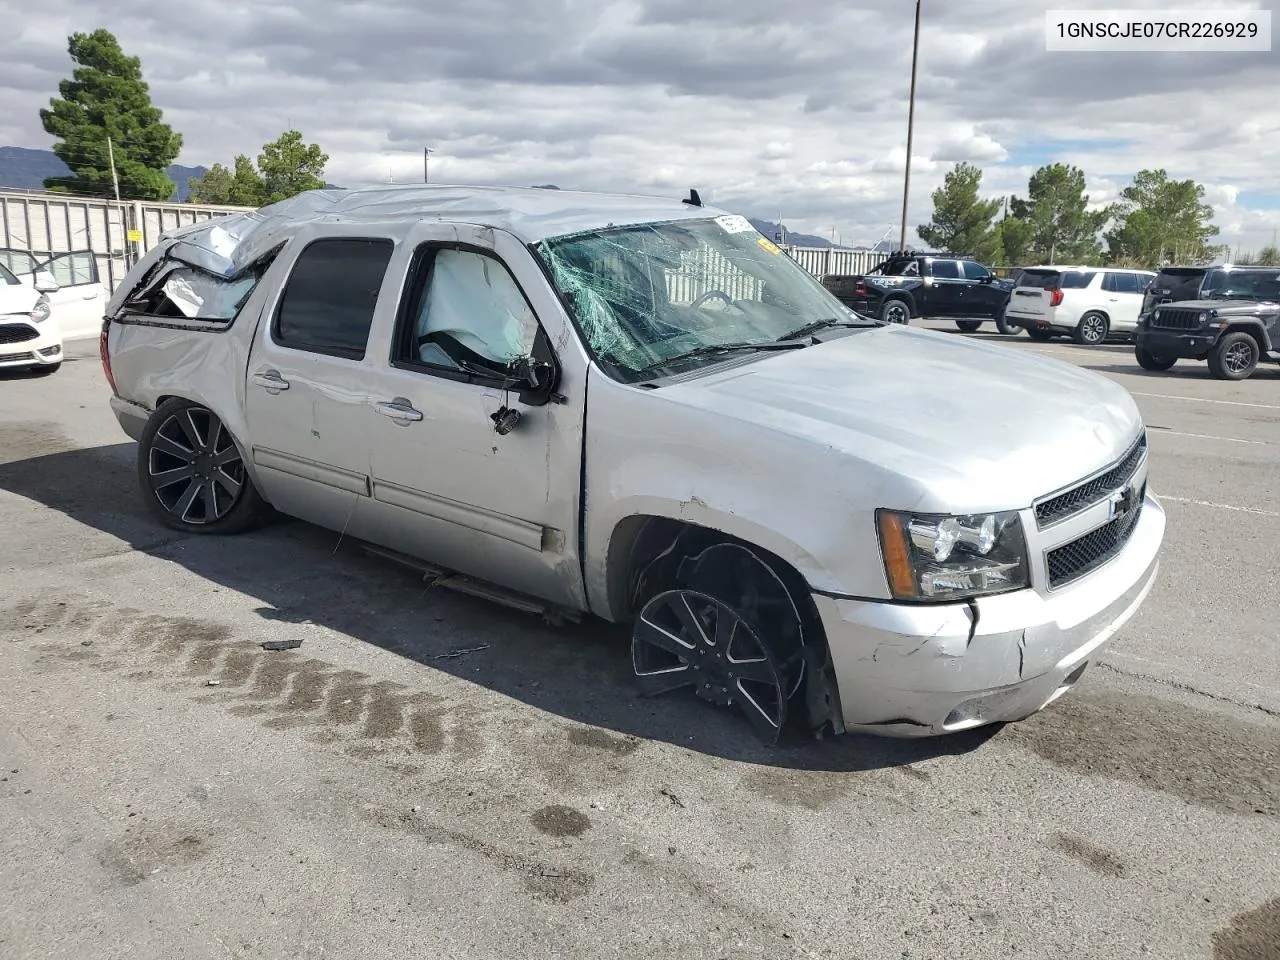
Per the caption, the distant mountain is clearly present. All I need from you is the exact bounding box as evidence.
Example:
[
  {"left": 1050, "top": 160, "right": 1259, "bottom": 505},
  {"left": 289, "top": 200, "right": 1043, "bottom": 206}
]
[
  {"left": 0, "top": 146, "right": 207, "bottom": 202},
  {"left": 747, "top": 218, "right": 833, "bottom": 248}
]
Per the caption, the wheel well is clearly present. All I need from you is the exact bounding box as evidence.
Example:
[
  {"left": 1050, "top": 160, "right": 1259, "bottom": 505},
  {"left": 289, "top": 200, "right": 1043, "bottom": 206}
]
[
  {"left": 606, "top": 515, "right": 844, "bottom": 738},
  {"left": 1222, "top": 324, "right": 1267, "bottom": 352},
  {"left": 882, "top": 293, "right": 914, "bottom": 314}
]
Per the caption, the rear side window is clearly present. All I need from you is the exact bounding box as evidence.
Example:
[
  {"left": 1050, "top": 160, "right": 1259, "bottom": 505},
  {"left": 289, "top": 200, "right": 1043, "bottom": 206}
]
[
  {"left": 275, "top": 238, "right": 394, "bottom": 360},
  {"left": 1018, "top": 269, "right": 1095, "bottom": 290},
  {"left": 1060, "top": 271, "right": 1096, "bottom": 289},
  {"left": 121, "top": 247, "right": 282, "bottom": 323},
  {"left": 928, "top": 260, "right": 960, "bottom": 279},
  {"left": 1104, "top": 272, "right": 1148, "bottom": 294}
]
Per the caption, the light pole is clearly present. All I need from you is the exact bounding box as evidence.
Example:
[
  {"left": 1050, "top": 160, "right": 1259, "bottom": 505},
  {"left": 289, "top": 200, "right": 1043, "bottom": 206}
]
[
  {"left": 898, "top": 0, "right": 922, "bottom": 254},
  {"left": 423, "top": 147, "right": 434, "bottom": 183}
]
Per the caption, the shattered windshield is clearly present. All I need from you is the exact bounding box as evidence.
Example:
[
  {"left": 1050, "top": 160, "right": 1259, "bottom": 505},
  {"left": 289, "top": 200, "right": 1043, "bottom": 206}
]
[{"left": 534, "top": 216, "right": 868, "bottom": 380}]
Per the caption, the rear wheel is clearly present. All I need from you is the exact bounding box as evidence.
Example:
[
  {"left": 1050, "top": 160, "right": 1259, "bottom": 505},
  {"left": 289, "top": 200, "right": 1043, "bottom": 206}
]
[
  {"left": 879, "top": 299, "right": 910, "bottom": 325},
  {"left": 994, "top": 306, "right": 1021, "bottom": 335},
  {"left": 1026, "top": 327, "right": 1053, "bottom": 342},
  {"left": 1074, "top": 311, "right": 1110, "bottom": 345},
  {"left": 137, "top": 397, "right": 267, "bottom": 534},
  {"left": 1135, "top": 346, "right": 1176, "bottom": 372},
  {"left": 1207, "top": 331, "right": 1259, "bottom": 381},
  {"left": 955, "top": 320, "right": 982, "bottom": 333}
]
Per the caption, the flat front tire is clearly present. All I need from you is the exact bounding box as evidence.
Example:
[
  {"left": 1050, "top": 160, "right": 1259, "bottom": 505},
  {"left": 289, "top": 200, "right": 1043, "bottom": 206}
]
[{"left": 137, "top": 397, "right": 267, "bottom": 534}]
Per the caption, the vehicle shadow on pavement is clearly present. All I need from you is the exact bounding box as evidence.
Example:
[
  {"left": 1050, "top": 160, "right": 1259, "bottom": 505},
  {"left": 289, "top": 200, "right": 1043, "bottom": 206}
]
[{"left": 0, "top": 439, "right": 1000, "bottom": 772}]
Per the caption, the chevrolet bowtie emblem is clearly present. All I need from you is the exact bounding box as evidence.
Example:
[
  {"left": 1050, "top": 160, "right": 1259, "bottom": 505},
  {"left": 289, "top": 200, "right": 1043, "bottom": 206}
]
[{"left": 1109, "top": 485, "right": 1137, "bottom": 521}]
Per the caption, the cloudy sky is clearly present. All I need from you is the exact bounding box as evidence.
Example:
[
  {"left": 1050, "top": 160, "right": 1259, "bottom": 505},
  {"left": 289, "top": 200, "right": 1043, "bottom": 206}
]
[{"left": 2, "top": 0, "right": 1278, "bottom": 251}]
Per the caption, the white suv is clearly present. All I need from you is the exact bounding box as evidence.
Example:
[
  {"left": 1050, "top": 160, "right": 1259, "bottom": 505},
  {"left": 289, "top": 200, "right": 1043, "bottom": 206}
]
[{"left": 1006, "top": 266, "right": 1156, "bottom": 345}]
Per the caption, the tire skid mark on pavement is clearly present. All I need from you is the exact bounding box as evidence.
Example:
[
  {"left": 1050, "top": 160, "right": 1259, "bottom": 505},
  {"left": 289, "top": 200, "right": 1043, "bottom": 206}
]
[{"left": 0, "top": 594, "right": 486, "bottom": 766}]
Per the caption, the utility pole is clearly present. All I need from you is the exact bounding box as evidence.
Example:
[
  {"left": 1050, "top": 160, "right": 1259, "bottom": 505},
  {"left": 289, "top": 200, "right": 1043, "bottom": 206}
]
[
  {"left": 107, "top": 136, "right": 129, "bottom": 269},
  {"left": 898, "top": 0, "right": 922, "bottom": 254},
  {"left": 424, "top": 147, "right": 434, "bottom": 183}
]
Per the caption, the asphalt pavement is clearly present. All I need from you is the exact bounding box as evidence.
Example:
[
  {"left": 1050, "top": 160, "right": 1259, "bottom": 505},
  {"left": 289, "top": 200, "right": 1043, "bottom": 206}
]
[{"left": 0, "top": 329, "right": 1276, "bottom": 960}]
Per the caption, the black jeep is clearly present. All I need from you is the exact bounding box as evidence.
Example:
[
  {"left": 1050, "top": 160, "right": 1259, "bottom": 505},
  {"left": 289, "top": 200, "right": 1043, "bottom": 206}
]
[{"left": 1134, "top": 265, "right": 1280, "bottom": 380}]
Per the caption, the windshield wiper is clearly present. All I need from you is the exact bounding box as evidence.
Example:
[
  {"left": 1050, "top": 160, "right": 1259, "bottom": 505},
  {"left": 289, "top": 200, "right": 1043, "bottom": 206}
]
[
  {"left": 775, "top": 316, "right": 874, "bottom": 341},
  {"left": 633, "top": 340, "right": 806, "bottom": 377}
]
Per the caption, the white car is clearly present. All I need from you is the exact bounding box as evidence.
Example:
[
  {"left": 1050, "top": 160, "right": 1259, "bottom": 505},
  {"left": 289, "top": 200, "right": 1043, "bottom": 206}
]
[
  {"left": 0, "top": 248, "right": 110, "bottom": 341},
  {"left": 0, "top": 262, "right": 63, "bottom": 374},
  {"left": 1006, "top": 266, "right": 1156, "bottom": 345}
]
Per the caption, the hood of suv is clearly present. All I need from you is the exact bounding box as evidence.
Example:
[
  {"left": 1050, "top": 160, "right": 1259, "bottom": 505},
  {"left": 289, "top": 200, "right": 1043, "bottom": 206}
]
[{"left": 660, "top": 324, "right": 1143, "bottom": 513}]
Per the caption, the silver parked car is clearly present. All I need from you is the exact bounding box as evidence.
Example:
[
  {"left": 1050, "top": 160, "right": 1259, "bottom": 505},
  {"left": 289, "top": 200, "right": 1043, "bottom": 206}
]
[{"left": 100, "top": 185, "right": 1165, "bottom": 744}]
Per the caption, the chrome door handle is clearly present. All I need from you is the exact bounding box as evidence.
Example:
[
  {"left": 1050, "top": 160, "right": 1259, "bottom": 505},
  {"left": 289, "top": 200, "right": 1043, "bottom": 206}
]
[
  {"left": 252, "top": 370, "right": 290, "bottom": 391},
  {"left": 375, "top": 399, "right": 423, "bottom": 423}
]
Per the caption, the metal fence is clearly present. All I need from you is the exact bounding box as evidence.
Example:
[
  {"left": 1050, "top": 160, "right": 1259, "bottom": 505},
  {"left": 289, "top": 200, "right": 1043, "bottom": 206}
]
[
  {"left": 0, "top": 190, "right": 247, "bottom": 292},
  {"left": 784, "top": 245, "right": 889, "bottom": 277}
]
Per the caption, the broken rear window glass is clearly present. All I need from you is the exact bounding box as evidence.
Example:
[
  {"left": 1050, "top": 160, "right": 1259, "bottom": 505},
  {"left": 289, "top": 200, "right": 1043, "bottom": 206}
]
[
  {"left": 534, "top": 217, "right": 860, "bottom": 380},
  {"left": 122, "top": 248, "right": 280, "bottom": 321}
]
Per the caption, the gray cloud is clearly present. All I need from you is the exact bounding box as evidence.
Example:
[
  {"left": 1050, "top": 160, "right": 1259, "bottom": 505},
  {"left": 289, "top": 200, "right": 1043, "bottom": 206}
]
[{"left": 1, "top": 0, "right": 1277, "bottom": 250}]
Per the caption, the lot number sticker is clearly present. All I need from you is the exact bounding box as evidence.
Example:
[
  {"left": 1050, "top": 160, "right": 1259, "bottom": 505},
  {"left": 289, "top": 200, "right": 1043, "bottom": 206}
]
[{"left": 715, "top": 214, "right": 755, "bottom": 234}]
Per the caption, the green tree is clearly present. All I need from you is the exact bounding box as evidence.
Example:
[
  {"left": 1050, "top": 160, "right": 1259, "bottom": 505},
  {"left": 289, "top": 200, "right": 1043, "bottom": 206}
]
[
  {"left": 1009, "top": 163, "right": 1109, "bottom": 264},
  {"left": 187, "top": 155, "right": 267, "bottom": 206},
  {"left": 1247, "top": 244, "right": 1280, "bottom": 266},
  {"left": 187, "top": 132, "right": 327, "bottom": 207},
  {"left": 992, "top": 211, "right": 1033, "bottom": 266},
  {"left": 257, "top": 130, "right": 328, "bottom": 204},
  {"left": 1104, "top": 169, "right": 1219, "bottom": 267},
  {"left": 39, "top": 29, "right": 182, "bottom": 200},
  {"left": 916, "top": 162, "right": 1001, "bottom": 261}
]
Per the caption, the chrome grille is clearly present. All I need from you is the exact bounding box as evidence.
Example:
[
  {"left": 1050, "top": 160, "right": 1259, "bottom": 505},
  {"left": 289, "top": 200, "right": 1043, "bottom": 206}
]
[
  {"left": 0, "top": 323, "right": 39, "bottom": 345},
  {"left": 1035, "top": 433, "right": 1147, "bottom": 527},
  {"left": 1046, "top": 483, "right": 1145, "bottom": 588},
  {"left": 0, "top": 350, "right": 34, "bottom": 363},
  {"left": 1150, "top": 308, "right": 1201, "bottom": 331}
]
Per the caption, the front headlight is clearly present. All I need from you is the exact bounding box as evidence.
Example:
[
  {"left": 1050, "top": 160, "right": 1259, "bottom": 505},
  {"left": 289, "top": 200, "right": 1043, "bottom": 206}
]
[
  {"left": 876, "top": 508, "right": 1029, "bottom": 602},
  {"left": 30, "top": 294, "right": 51, "bottom": 323}
]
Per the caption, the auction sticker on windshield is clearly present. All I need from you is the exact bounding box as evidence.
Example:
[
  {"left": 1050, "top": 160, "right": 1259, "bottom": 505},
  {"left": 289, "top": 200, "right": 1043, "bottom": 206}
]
[
  {"left": 715, "top": 214, "right": 755, "bottom": 234},
  {"left": 757, "top": 237, "right": 782, "bottom": 255}
]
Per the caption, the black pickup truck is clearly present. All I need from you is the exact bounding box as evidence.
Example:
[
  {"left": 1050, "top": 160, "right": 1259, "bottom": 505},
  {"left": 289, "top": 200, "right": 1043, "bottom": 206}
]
[
  {"left": 822, "top": 253, "right": 1017, "bottom": 333},
  {"left": 1134, "top": 264, "right": 1280, "bottom": 380}
]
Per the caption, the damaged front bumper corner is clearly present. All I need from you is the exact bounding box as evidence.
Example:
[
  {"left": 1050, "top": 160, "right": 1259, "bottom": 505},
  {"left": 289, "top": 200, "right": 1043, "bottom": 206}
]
[{"left": 814, "top": 491, "right": 1165, "bottom": 737}]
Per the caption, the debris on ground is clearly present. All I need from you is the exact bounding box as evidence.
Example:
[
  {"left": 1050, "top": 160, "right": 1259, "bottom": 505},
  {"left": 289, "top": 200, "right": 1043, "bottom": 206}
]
[
  {"left": 660, "top": 788, "right": 685, "bottom": 809},
  {"left": 260, "top": 639, "right": 303, "bottom": 652},
  {"left": 205, "top": 680, "right": 220, "bottom": 687},
  {"left": 433, "top": 644, "right": 491, "bottom": 660}
]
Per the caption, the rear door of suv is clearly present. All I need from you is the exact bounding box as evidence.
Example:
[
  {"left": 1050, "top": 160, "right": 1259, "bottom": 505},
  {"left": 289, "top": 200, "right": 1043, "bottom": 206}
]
[{"left": 1006, "top": 268, "right": 1059, "bottom": 324}]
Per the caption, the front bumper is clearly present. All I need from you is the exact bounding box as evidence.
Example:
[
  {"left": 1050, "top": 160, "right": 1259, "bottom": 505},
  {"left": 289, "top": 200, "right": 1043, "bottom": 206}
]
[
  {"left": 816, "top": 488, "right": 1165, "bottom": 737},
  {"left": 1136, "top": 326, "right": 1217, "bottom": 359},
  {"left": 0, "top": 319, "right": 62, "bottom": 368}
]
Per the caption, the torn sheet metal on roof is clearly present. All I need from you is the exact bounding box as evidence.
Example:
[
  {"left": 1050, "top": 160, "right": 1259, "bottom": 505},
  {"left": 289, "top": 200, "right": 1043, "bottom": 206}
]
[{"left": 156, "top": 184, "right": 725, "bottom": 280}]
